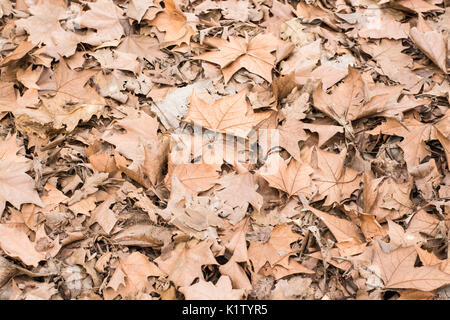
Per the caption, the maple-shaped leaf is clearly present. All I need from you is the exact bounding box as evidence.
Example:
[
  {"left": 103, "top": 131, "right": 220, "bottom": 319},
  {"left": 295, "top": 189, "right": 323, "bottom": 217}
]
[
  {"left": 145, "top": 0, "right": 195, "bottom": 47},
  {"left": 312, "top": 68, "right": 403, "bottom": 137},
  {"left": 387, "top": 219, "right": 423, "bottom": 249},
  {"left": 248, "top": 224, "right": 303, "bottom": 273},
  {"left": 277, "top": 119, "right": 309, "bottom": 160},
  {"left": 307, "top": 206, "right": 364, "bottom": 256},
  {"left": 165, "top": 163, "right": 220, "bottom": 193},
  {"left": 218, "top": 219, "right": 252, "bottom": 290},
  {"left": 164, "top": 176, "right": 224, "bottom": 239},
  {"left": 127, "top": 0, "right": 156, "bottom": 22},
  {"left": 15, "top": 3, "right": 81, "bottom": 57},
  {"left": 184, "top": 90, "right": 271, "bottom": 138},
  {"left": 372, "top": 242, "right": 450, "bottom": 291},
  {"left": 0, "top": 224, "right": 45, "bottom": 267},
  {"left": 91, "top": 49, "right": 140, "bottom": 74},
  {"left": 76, "top": 0, "right": 125, "bottom": 45},
  {"left": 117, "top": 35, "right": 168, "bottom": 64},
  {"left": 362, "top": 172, "right": 414, "bottom": 222},
  {"left": 407, "top": 210, "right": 440, "bottom": 236},
  {"left": 360, "top": 39, "right": 423, "bottom": 92},
  {"left": 104, "top": 252, "right": 165, "bottom": 300},
  {"left": 309, "top": 147, "right": 361, "bottom": 206},
  {"left": 195, "top": 33, "right": 283, "bottom": 82},
  {"left": 179, "top": 275, "right": 245, "bottom": 300},
  {"left": 0, "top": 134, "right": 28, "bottom": 164},
  {"left": 14, "top": 61, "right": 105, "bottom": 135},
  {"left": 259, "top": 253, "right": 314, "bottom": 280},
  {"left": 258, "top": 153, "right": 313, "bottom": 198},
  {"left": 102, "top": 111, "right": 159, "bottom": 164},
  {"left": 0, "top": 41, "right": 35, "bottom": 67},
  {"left": 216, "top": 173, "right": 263, "bottom": 214},
  {"left": 394, "top": 0, "right": 444, "bottom": 13},
  {"left": 410, "top": 15, "right": 447, "bottom": 73},
  {"left": 0, "top": 161, "right": 43, "bottom": 214},
  {"left": 88, "top": 193, "right": 118, "bottom": 234},
  {"left": 368, "top": 116, "right": 449, "bottom": 168},
  {"left": 155, "top": 239, "right": 217, "bottom": 287},
  {"left": 0, "top": 82, "right": 17, "bottom": 113}
]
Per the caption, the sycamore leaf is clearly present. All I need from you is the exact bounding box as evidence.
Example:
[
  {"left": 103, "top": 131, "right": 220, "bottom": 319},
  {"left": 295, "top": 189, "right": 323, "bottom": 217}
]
[
  {"left": 313, "top": 68, "right": 405, "bottom": 133},
  {"left": 180, "top": 276, "right": 245, "bottom": 300},
  {"left": 15, "top": 3, "right": 66, "bottom": 46},
  {"left": 372, "top": 242, "right": 450, "bottom": 291},
  {"left": 307, "top": 206, "right": 364, "bottom": 256},
  {"left": 195, "top": 33, "right": 283, "bottom": 82},
  {"left": 216, "top": 173, "right": 263, "bottom": 214},
  {"left": 368, "top": 116, "right": 449, "bottom": 168},
  {"left": 363, "top": 172, "right": 414, "bottom": 222},
  {"left": 360, "top": 39, "right": 423, "bottom": 92},
  {"left": 219, "top": 219, "right": 252, "bottom": 290},
  {"left": 184, "top": 90, "right": 270, "bottom": 138},
  {"left": 410, "top": 15, "right": 447, "bottom": 73},
  {"left": 102, "top": 111, "right": 159, "bottom": 164},
  {"left": 407, "top": 210, "right": 440, "bottom": 236},
  {"left": 0, "top": 161, "right": 43, "bottom": 214},
  {"left": 14, "top": 61, "right": 105, "bottom": 136},
  {"left": 248, "top": 224, "right": 303, "bottom": 272},
  {"left": 104, "top": 252, "right": 165, "bottom": 300},
  {"left": 155, "top": 239, "right": 217, "bottom": 287},
  {"left": 127, "top": 0, "right": 155, "bottom": 22},
  {"left": 76, "top": 0, "right": 125, "bottom": 45},
  {"left": 259, "top": 253, "right": 314, "bottom": 280},
  {"left": 0, "top": 41, "right": 35, "bottom": 67},
  {"left": 387, "top": 219, "right": 423, "bottom": 248},
  {"left": 88, "top": 194, "right": 118, "bottom": 234},
  {"left": 309, "top": 147, "right": 361, "bottom": 206},
  {"left": 0, "top": 82, "right": 17, "bottom": 113},
  {"left": 117, "top": 35, "right": 168, "bottom": 64},
  {"left": 165, "top": 163, "right": 220, "bottom": 193},
  {"left": 145, "top": 0, "right": 195, "bottom": 47},
  {"left": 258, "top": 153, "right": 314, "bottom": 198},
  {"left": 277, "top": 119, "right": 309, "bottom": 160},
  {"left": 0, "top": 134, "right": 28, "bottom": 163},
  {"left": 0, "top": 224, "right": 45, "bottom": 267},
  {"left": 393, "top": 0, "right": 444, "bottom": 14}
]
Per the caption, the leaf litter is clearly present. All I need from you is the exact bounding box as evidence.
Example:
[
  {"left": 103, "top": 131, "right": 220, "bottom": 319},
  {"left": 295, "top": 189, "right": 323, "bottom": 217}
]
[{"left": 0, "top": 0, "right": 449, "bottom": 300}]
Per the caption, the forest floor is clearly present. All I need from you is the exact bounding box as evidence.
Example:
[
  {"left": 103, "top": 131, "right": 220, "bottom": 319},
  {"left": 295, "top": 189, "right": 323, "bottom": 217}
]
[{"left": 0, "top": 0, "right": 449, "bottom": 300}]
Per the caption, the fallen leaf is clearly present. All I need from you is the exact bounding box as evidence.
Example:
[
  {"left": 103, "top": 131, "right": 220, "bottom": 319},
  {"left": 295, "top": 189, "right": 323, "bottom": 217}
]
[
  {"left": 184, "top": 90, "right": 271, "bottom": 138},
  {"left": 372, "top": 242, "right": 450, "bottom": 291},
  {"left": 155, "top": 239, "right": 217, "bottom": 287},
  {"left": 179, "top": 275, "right": 245, "bottom": 300},
  {"left": 195, "top": 33, "right": 284, "bottom": 82}
]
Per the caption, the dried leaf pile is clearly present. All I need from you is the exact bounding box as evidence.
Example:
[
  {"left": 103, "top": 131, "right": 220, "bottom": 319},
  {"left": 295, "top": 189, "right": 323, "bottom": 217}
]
[{"left": 0, "top": 0, "right": 449, "bottom": 300}]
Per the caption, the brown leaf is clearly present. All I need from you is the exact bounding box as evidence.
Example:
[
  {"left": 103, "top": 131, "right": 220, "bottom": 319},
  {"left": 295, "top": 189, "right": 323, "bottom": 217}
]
[
  {"left": 410, "top": 15, "right": 447, "bottom": 73},
  {"left": 76, "top": 0, "right": 125, "bottom": 45},
  {"left": 0, "top": 224, "right": 45, "bottom": 267},
  {"left": 179, "top": 275, "right": 245, "bottom": 300},
  {"left": 145, "top": 0, "right": 195, "bottom": 47},
  {"left": 372, "top": 242, "right": 450, "bottom": 291},
  {"left": 0, "top": 161, "right": 43, "bottom": 214},
  {"left": 155, "top": 239, "right": 217, "bottom": 287},
  {"left": 309, "top": 147, "right": 361, "bottom": 206},
  {"left": 195, "top": 33, "right": 284, "bottom": 82},
  {"left": 248, "top": 224, "right": 303, "bottom": 273},
  {"left": 258, "top": 153, "right": 313, "bottom": 198},
  {"left": 0, "top": 41, "right": 35, "bottom": 67},
  {"left": 185, "top": 90, "right": 270, "bottom": 138},
  {"left": 104, "top": 252, "right": 165, "bottom": 300}
]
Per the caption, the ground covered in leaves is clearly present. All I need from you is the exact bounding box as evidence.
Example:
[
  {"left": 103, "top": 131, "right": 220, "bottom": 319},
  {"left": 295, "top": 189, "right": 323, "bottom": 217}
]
[{"left": 0, "top": 0, "right": 449, "bottom": 300}]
